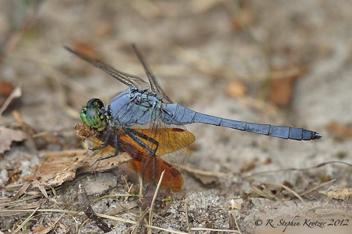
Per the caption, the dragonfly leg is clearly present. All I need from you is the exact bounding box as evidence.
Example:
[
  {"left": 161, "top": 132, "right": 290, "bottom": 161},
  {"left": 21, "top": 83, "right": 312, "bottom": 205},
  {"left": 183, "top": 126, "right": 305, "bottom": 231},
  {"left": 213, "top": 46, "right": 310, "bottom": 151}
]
[
  {"left": 148, "top": 103, "right": 160, "bottom": 186},
  {"left": 123, "top": 128, "right": 156, "bottom": 155},
  {"left": 90, "top": 124, "right": 112, "bottom": 151},
  {"left": 123, "top": 127, "right": 158, "bottom": 185},
  {"left": 91, "top": 127, "right": 120, "bottom": 166}
]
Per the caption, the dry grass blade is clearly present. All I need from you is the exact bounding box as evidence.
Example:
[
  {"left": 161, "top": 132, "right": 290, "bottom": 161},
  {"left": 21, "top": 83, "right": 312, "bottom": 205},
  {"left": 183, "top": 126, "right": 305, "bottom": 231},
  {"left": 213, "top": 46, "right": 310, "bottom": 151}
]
[
  {"left": 39, "top": 212, "right": 66, "bottom": 234},
  {"left": 131, "top": 209, "right": 149, "bottom": 234},
  {"left": 13, "top": 206, "right": 40, "bottom": 234},
  {"left": 0, "top": 86, "right": 21, "bottom": 115},
  {"left": 182, "top": 166, "right": 228, "bottom": 178},
  {"left": 125, "top": 183, "right": 134, "bottom": 201},
  {"left": 2, "top": 195, "right": 42, "bottom": 206},
  {"left": 91, "top": 193, "right": 139, "bottom": 205},
  {"left": 32, "top": 180, "right": 49, "bottom": 199},
  {"left": 1, "top": 208, "right": 192, "bottom": 234},
  {"left": 11, "top": 181, "right": 31, "bottom": 201},
  {"left": 252, "top": 178, "right": 311, "bottom": 210},
  {"left": 184, "top": 200, "right": 191, "bottom": 234},
  {"left": 98, "top": 213, "right": 189, "bottom": 234},
  {"left": 299, "top": 179, "right": 336, "bottom": 196},
  {"left": 106, "top": 200, "right": 139, "bottom": 216},
  {"left": 250, "top": 184, "right": 276, "bottom": 199},
  {"left": 232, "top": 212, "right": 242, "bottom": 234},
  {"left": 139, "top": 175, "right": 143, "bottom": 201},
  {"left": 148, "top": 170, "right": 165, "bottom": 233},
  {"left": 244, "top": 161, "right": 352, "bottom": 178},
  {"left": 1, "top": 201, "right": 45, "bottom": 217}
]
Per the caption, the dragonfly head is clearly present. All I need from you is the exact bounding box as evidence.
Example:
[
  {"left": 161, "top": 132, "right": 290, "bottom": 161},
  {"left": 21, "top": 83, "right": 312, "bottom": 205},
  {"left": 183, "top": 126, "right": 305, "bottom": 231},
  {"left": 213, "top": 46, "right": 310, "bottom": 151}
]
[{"left": 80, "top": 98, "right": 107, "bottom": 132}]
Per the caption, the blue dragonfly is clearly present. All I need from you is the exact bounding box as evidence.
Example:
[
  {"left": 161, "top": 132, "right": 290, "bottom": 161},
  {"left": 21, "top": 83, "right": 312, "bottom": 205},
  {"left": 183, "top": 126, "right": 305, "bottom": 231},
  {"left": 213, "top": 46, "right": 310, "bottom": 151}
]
[{"left": 67, "top": 45, "right": 321, "bottom": 191}]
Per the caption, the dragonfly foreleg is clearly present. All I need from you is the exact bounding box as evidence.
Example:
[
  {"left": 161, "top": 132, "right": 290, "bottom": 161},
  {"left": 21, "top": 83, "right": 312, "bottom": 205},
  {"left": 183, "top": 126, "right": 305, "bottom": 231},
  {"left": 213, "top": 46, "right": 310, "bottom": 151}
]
[
  {"left": 90, "top": 123, "right": 112, "bottom": 151},
  {"left": 91, "top": 127, "right": 120, "bottom": 166},
  {"left": 127, "top": 129, "right": 159, "bottom": 153}
]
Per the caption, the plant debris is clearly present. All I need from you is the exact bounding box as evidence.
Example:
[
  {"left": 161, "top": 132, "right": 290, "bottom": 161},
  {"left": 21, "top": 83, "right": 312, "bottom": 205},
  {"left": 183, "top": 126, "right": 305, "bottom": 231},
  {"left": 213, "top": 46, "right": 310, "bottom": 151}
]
[
  {"left": 267, "top": 67, "right": 307, "bottom": 107},
  {"left": 78, "top": 184, "right": 112, "bottom": 232},
  {"left": 21, "top": 124, "right": 130, "bottom": 188},
  {"left": 323, "top": 188, "right": 352, "bottom": 202},
  {"left": 0, "top": 126, "right": 27, "bottom": 154}
]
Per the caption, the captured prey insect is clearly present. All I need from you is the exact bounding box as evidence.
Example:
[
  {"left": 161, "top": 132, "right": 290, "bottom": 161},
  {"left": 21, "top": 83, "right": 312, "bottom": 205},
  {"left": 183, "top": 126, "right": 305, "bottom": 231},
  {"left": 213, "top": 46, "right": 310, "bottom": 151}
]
[{"left": 66, "top": 45, "right": 321, "bottom": 191}]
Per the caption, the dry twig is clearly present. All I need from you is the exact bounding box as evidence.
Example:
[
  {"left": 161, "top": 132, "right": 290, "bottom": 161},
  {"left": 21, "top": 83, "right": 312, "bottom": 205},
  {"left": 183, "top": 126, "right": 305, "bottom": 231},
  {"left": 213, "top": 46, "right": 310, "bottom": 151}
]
[
  {"left": 184, "top": 200, "right": 191, "bottom": 234},
  {"left": 78, "top": 184, "right": 111, "bottom": 232}
]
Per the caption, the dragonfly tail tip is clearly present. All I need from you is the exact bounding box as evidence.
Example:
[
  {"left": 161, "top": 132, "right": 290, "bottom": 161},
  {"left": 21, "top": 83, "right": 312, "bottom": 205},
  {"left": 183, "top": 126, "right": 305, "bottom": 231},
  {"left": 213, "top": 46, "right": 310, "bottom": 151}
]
[{"left": 313, "top": 131, "right": 323, "bottom": 139}]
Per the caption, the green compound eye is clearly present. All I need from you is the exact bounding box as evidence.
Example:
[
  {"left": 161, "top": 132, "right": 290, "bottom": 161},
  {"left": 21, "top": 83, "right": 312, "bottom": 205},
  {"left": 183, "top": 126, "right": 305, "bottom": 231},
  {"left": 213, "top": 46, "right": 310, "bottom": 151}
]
[
  {"left": 80, "top": 98, "right": 107, "bottom": 132},
  {"left": 80, "top": 106, "right": 89, "bottom": 125},
  {"left": 88, "top": 98, "right": 104, "bottom": 109}
]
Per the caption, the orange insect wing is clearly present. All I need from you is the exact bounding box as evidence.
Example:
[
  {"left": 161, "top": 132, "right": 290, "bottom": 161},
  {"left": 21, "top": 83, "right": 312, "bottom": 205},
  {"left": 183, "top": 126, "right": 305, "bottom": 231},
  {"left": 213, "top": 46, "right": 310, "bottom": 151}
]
[
  {"left": 95, "top": 128, "right": 189, "bottom": 191},
  {"left": 131, "top": 128, "right": 195, "bottom": 156},
  {"left": 128, "top": 154, "right": 183, "bottom": 191}
]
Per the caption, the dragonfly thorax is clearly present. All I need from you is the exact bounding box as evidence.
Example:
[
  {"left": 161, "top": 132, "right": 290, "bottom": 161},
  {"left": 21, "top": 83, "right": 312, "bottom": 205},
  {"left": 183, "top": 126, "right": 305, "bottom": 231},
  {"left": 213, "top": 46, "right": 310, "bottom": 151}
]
[
  {"left": 107, "top": 88, "right": 168, "bottom": 126},
  {"left": 129, "top": 87, "right": 161, "bottom": 109}
]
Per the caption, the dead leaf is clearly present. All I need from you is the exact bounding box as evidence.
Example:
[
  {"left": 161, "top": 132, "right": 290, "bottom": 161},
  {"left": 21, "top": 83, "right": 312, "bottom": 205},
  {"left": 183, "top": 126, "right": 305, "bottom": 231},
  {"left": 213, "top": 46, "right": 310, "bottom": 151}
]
[
  {"left": 21, "top": 124, "right": 130, "bottom": 188},
  {"left": 23, "top": 151, "right": 87, "bottom": 187},
  {"left": 327, "top": 122, "right": 352, "bottom": 138},
  {"left": 319, "top": 175, "right": 332, "bottom": 183},
  {"left": 205, "top": 221, "right": 215, "bottom": 229},
  {"left": 229, "top": 198, "right": 242, "bottom": 210},
  {"left": 32, "top": 224, "right": 46, "bottom": 233},
  {"left": 323, "top": 188, "right": 352, "bottom": 202},
  {"left": 7, "top": 168, "right": 21, "bottom": 184},
  {"left": 94, "top": 20, "right": 113, "bottom": 37},
  {"left": 226, "top": 80, "right": 247, "bottom": 98},
  {"left": 262, "top": 157, "right": 272, "bottom": 165},
  {"left": 0, "top": 126, "right": 27, "bottom": 154},
  {"left": 23, "top": 149, "right": 129, "bottom": 188},
  {"left": 267, "top": 67, "right": 307, "bottom": 107},
  {"left": 231, "top": 9, "right": 254, "bottom": 31},
  {"left": 193, "top": 173, "right": 218, "bottom": 186},
  {"left": 0, "top": 81, "right": 14, "bottom": 106},
  {"left": 268, "top": 76, "right": 297, "bottom": 107},
  {"left": 239, "top": 160, "right": 256, "bottom": 173}
]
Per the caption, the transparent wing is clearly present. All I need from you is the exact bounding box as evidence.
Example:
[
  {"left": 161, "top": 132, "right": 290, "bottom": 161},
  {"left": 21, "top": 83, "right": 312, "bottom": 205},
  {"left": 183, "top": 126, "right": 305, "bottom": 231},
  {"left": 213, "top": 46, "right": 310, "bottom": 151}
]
[
  {"left": 132, "top": 44, "right": 173, "bottom": 103},
  {"left": 65, "top": 46, "right": 149, "bottom": 90}
]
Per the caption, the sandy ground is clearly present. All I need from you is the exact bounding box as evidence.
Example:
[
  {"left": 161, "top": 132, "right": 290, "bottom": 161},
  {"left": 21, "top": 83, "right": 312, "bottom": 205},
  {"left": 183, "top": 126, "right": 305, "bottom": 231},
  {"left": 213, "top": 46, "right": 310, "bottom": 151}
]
[{"left": 0, "top": 0, "right": 352, "bottom": 233}]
